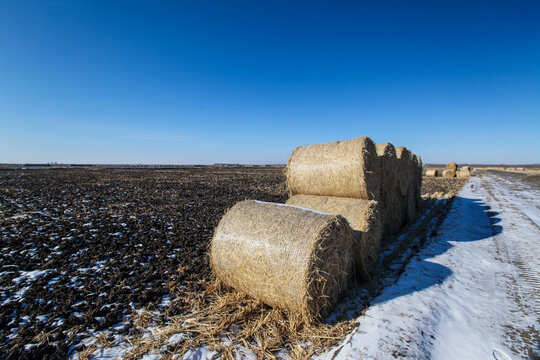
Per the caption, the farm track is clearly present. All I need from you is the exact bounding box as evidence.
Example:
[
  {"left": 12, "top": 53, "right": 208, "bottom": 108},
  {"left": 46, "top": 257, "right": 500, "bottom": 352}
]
[
  {"left": 0, "top": 168, "right": 465, "bottom": 359},
  {"left": 480, "top": 173, "right": 540, "bottom": 357}
]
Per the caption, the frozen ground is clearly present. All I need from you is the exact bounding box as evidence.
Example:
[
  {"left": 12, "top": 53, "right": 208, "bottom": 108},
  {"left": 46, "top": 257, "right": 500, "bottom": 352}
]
[
  {"left": 3, "top": 170, "right": 537, "bottom": 359},
  {"left": 83, "top": 171, "right": 539, "bottom": 360},
  {"left": 78, "top": 172, "right": 539, "bottom": 360},
  {"left": 322, "top": 172, "right": 539, "bottom": 360}
]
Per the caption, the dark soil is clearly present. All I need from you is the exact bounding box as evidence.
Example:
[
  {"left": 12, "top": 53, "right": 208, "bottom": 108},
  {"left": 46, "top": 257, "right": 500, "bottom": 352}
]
[{"left": 0, "top": 168, "right": 286, "bottom": 359}]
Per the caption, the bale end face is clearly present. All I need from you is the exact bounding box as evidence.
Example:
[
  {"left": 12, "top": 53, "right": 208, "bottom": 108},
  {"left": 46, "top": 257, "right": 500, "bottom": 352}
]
[{"left": 286, "top": 195, "right": 382, "bottom": 281}]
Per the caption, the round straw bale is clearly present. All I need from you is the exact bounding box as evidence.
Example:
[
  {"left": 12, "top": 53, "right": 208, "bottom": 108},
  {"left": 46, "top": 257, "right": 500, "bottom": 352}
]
[
  {"left": 286, "top": 137, "right": 381, "bottom": 200},
  {"left": 425, "top": 169, "right": 438, "bottom": 177},
  {"left": 210, "top": 200, "right": 354, "bottom": 320},
  {"left": 456, "top": 170, "right": 471, "bottom": 178},
  {"left": 446, "top": 162, "right": 458, "bottom": 171},
  {"left": 442, "top": 169, "right": 455, "bottom": 178},
  {"left": 375, "top": 143, "right": 402, "bottom": 236},
  {"left": 395, "top": 146, "right": 413, "bottom": 196},
  {"left": 286, "top": 195, "right": 382, "bottom": 279}
]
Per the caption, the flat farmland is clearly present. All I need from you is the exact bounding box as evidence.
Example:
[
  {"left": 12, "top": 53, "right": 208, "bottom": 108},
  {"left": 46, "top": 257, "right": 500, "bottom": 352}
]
[{"left": 0, "top": 168, "right": 486, "bottom": 359}]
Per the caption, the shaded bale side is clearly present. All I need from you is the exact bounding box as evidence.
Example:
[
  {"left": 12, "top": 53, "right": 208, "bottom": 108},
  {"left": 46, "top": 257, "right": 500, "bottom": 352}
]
[
  {"left": 446, "top": 162, "right": 458, "bottom": 171},
  {"left": 413, "top": 154, "right": 423, "bottom": 212},
  {"left": 375, "top": 143, "right": 402, "bottom": 236},
  {"left": 442, "top": 169, "right": 455, "bottom": 178},
  {"left": 286, "top": 195, "right": 382, "bottom": 279},
  {"left": 425, "top": 169, "right": 438, "bottom": 177},
  {"left": 395, "top": 146, "right": 413, "bottom": 196},
  {"left": 405, "top": 182, "right": 417, "bottom": 225},
  {"left": 210, "top": 200, "right": 354, "bottom": 320},
  {"left": 286, "top": 137, "right": 381, "bottom": 200}
]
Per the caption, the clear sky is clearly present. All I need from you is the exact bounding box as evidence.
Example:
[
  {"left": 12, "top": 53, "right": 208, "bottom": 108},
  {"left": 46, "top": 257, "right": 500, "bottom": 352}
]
[{"left": 1, "top": 1, "right": 539, "bottom": 164}]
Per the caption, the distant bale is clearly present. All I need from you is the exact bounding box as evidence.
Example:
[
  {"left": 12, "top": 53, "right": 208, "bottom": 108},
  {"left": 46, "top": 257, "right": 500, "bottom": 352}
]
[
  {"left": 426, "top": 169, "right": 438, "bottom": 177},
  {"left": 461, "top": 166, "right": 471, "bottom": 172},
  {"left": 286, "top": 137, "right": 381, "bottom": 200},
  {"left": 516, "top": 167, "right": 524, "bottom": 172},
  {"left": 286, "top": 195, "right": 382, "bottom": 279},
  {"left": 446, "top": 162, "right": 458, "bottom": 171},
  {"left": 442, "top": 169, "right": 455, "bottom": 178},
  {"left": 395, "top": 146, "right": 413, "bottom": 196},
  {"left": 375, "top": 143, "right": 402, "bottom": 235},
  {"left": 456, "top": 170, "right": 471, "bottom": 178},
  {"left": 210, "top": 200, "right": 353, "bottom": 320}
]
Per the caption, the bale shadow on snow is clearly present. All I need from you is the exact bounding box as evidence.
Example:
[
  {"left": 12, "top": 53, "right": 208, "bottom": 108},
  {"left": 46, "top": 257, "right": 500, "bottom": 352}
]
[
  {"left": 333, "top": 196, "right": 503, "bottom": 321},
  {"left": 371, "top": 196, "right": 502, "bottom": 304}
]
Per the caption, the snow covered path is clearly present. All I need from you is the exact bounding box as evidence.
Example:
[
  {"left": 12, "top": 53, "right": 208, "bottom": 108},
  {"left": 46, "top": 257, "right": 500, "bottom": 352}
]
[{"left": 323, "top": 173, "right": 540, "bottom": 360}]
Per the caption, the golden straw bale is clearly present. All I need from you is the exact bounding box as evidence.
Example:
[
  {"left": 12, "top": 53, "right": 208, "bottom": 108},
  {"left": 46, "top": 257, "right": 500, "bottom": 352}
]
[
  {"left": 456, "top": 170, "right": 471, "bottom": 178},
  {"left": 446, "top": 162, "right": 458, "bottom": 171},
  {"left": 286, "top": 195, "right": 381, "bottom": 279},
  {"left": 442, "top": 169, "right": 455, "bottom": 178},
  {"left": 286, "top": 137, "right": 381, "bottom": 200},
  {"left": 425, "top": 169, "right": 438, "bottom": 177},
  {"left": 210, "top": 200, "right": 353, "bottom": 320},
  {"left": 375, "top": 143, "right": 402, "bottom": 235}
]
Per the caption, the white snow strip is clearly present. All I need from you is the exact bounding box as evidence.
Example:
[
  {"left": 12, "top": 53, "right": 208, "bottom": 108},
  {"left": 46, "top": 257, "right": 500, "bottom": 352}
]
[{"left": 12, "top": 269, "right": 52, "bottom": 284}]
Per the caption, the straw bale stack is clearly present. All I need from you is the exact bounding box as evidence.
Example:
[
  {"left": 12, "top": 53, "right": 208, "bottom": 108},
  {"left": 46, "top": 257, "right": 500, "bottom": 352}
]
[
  {"left": 286, "top": 195, "right": 381, "bottom": 278},
  {"left": 426, "top": 169, "right": 438, "bottom": 177},
  {"left": 442, "top": 169, "right": 455, "bottom": 178},
  {"left": 286, "top": 137, "right": 381, "bottom": 200},
  {"left": 210, "top": 200, "right": 353, "bottom": 320},
  {"left": 446, "top": 162, "right": 458, "bottom": 172},
  {"left": 375, "top": 143, "right": 402, "bottom": 235}
]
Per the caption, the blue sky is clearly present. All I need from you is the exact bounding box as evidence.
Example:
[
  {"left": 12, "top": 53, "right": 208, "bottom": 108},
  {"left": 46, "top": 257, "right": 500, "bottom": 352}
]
[{"left": 1, "top": 1, "right": 539, "bottom": 164}]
